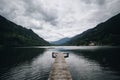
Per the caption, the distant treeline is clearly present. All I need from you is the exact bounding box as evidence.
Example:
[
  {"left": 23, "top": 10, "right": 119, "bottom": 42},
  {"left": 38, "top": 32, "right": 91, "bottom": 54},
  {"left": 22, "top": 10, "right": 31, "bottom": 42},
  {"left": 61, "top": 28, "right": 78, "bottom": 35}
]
[
  {"left": 0, "top": 15, "right": 50, "bottom": 47},
  {"left": 65, "top": 13, "right": 120, "bottom": 46}
]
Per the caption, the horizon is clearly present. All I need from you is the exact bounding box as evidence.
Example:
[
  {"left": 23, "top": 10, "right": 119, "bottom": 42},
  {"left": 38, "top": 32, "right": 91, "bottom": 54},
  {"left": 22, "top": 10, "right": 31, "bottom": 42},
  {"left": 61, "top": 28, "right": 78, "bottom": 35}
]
[{"left": 0, "top": 0, "right": 120, "bottom": 42}]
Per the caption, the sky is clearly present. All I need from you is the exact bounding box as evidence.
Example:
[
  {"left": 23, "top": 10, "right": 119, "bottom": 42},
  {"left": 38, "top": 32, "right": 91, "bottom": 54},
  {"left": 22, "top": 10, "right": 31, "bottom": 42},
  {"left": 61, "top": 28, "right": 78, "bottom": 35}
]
[{"left": 0, "top": 0, "right": 120, "bottom": 41}]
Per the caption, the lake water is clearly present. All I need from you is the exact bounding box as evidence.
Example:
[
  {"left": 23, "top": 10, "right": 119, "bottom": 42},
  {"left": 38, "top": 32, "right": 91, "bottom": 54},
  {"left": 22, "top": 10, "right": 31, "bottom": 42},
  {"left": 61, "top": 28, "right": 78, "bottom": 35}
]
[{"left": 0, "top": 46, "right": 120, "bottom": 80}]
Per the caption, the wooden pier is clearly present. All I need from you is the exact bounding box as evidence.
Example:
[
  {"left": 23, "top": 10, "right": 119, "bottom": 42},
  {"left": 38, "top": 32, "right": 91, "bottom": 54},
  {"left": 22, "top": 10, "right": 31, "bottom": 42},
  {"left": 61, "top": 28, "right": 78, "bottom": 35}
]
[{"left": 48, "top": 52, "right": 72, "bottom": 80}]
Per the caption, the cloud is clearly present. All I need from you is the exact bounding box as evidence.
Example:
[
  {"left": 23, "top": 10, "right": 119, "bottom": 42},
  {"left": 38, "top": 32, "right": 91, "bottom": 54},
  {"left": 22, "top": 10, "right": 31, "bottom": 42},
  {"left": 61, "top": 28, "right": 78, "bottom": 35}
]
[
  {"left": 24, "top": 0, "right": 58, "bottom": 26},
  {"left": 82, "top": 0, "right": 106, "bottom": 5},
  {"left": 0, "top": 0, "right": 120, "bottom": 41}
]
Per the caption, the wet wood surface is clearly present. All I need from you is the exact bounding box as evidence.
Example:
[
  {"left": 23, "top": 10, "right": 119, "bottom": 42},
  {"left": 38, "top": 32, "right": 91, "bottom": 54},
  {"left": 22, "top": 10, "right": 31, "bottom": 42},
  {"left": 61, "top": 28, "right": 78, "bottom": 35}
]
[{"left": 48, "top": 53, "right": 72, "bottom": 80}]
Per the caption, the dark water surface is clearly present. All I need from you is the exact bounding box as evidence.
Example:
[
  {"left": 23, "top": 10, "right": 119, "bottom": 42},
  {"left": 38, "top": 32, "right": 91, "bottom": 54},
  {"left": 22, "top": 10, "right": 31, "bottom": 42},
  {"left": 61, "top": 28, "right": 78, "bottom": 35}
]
[{"left": 0, "top": 46, "right": 120, "bottom": 80}]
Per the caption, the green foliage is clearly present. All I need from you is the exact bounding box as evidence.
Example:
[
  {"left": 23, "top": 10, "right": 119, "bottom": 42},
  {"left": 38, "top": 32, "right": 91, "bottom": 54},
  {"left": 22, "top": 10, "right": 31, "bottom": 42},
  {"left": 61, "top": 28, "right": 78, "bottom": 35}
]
[
  {"left": 65, "top": 13, "right": 120, "bottom": 46},
  {"left": 0, "top": 15, "right": 50, "bottom": 46}
]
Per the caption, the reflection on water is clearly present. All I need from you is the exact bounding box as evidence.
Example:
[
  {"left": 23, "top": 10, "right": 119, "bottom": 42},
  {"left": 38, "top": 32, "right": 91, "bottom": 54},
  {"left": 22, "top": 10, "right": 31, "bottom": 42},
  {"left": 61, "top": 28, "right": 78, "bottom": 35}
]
[
  {"left": 0, "top": 46, "right": 120, "bottom": 80},
  {"left": 66, "top": 51, "right": 120, "bottom": 80},
  {"left": 0, "top": 48, "right": 55, "bottom": 80}
]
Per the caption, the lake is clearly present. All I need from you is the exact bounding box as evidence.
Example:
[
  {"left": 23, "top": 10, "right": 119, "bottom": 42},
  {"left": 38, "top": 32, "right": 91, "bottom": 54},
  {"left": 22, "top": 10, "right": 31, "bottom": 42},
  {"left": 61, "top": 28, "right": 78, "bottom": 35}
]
[{"left": 0, "top": 46, "right": 120, "bottom": 80}]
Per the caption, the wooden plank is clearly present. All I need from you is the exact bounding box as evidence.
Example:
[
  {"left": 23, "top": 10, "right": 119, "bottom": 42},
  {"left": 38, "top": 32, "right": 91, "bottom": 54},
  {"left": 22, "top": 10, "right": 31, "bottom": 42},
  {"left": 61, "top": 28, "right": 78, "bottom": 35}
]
[{"left": 48, "top": 53, "right": 72, "bottom": 80}]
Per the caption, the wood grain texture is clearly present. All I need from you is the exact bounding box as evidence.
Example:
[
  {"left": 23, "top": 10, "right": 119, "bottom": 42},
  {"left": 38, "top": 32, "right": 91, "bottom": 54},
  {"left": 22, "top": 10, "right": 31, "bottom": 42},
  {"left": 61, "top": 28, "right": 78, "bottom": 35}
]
[{"left": 48, "top": 53, "right": 72, "bottom": 80}]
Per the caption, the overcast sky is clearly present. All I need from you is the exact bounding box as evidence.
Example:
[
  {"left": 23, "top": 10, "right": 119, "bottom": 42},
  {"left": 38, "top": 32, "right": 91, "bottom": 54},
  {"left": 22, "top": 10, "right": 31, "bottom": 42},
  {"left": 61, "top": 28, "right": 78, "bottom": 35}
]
[{"left": 0, "top": 0, "right": 120, "bottom": 41}]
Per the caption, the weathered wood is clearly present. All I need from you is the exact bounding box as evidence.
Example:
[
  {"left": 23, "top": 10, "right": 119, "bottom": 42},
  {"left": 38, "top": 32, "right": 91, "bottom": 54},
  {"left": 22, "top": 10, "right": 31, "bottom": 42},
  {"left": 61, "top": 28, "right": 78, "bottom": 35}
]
[{"left": 48, "top": 53, "right": 72, "bottom": 80}]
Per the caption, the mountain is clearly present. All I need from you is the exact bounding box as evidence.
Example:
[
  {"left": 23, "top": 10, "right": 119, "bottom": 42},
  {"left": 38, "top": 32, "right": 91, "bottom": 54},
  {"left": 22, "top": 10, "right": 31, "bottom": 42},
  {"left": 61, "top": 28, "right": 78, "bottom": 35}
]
[
  {"left": 65, "top": 13, "right": 120, "bottom": 46},
  {"left": 51, "top": 37, "right": 70, "bottom": 45},
  {"left": 0, "top": 15, "right": 50, "bottom": 47}
]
